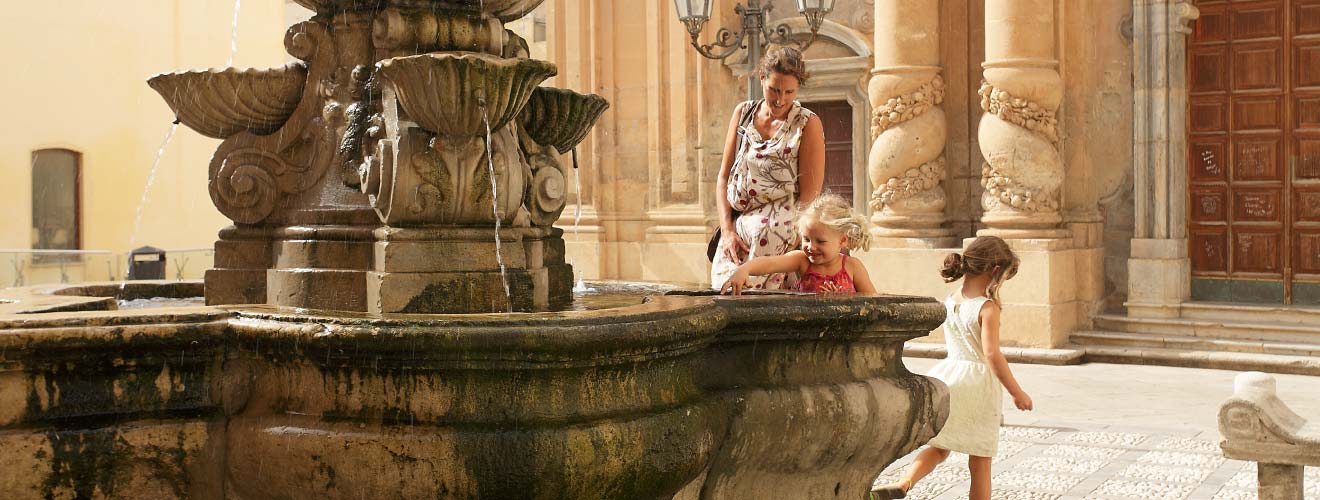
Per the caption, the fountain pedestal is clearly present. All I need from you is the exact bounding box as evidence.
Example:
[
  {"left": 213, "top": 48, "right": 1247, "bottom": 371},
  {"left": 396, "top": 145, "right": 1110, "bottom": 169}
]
[{"left": 368, "top": 226, "right": 572, "bottom": 313}]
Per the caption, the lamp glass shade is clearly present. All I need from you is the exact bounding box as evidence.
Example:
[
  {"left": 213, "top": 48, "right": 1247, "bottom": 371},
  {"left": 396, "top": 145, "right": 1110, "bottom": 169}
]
[
  {"left": 674, "top": 0, "right": 712, "bottom": 21},
  {"left": 796, "top": 0, "right": 835, "bottom": 14}
]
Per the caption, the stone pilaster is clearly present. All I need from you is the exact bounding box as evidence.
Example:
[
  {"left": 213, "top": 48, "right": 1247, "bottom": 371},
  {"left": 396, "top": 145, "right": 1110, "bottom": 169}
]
[
  {"left": 977, "top": 0, "right": 1068, "bottom": 239},
  {"left": 1127, "top": 0, "right": 1198, "bottom": 318},
  {"left": 867, "top": 0, "right": 954, "bottom": 247}
]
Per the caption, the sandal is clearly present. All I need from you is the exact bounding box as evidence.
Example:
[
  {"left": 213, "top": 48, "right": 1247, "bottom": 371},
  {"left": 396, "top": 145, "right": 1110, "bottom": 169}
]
[{"left": 869, "top": 480, "right": 909, "bottom": 500}]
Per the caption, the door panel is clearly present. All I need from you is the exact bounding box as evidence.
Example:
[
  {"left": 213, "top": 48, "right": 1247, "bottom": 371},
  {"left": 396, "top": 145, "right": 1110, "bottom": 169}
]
[
  {"left": 801, "top": 100, "right": 854, "bottom": 202},
  {"left": 1189, "top": 0, "right": 1295, "bottom": 303}
]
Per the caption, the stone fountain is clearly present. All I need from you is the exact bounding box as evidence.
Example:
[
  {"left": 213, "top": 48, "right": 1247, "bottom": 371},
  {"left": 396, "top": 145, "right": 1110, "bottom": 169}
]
[{"left": 0, "top": 1, "right": 948, "bottom": 498}]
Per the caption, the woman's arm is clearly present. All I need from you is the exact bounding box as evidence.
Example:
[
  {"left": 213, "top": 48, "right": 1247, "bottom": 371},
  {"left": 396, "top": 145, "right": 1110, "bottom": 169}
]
[
  {"left": 717, "top": 103, "right": 751, "bottom": 263},
  {"left": 979, "top": 302, "right": 1033, "bottom": 410},
  {"left": 717, "top": 103, "right": 747, "bottom": 233},
  {"left": 845, "top": 258, "right": 876, "bottom": 294},
  {"left": 795, "top": 114, "right": 826, "bottom": 205},
  {"left": 719, "top": 251, "right": 809, "bottom": 295}
]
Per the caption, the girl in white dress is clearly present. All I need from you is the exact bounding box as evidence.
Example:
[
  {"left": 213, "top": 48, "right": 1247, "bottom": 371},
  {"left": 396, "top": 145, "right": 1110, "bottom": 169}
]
[{"left": 871, "top": 236, "right": 1034, "bottom": 500}]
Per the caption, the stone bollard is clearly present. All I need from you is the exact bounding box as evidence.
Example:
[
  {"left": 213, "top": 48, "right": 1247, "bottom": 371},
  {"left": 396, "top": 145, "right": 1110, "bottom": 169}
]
[{"left": 1218, "top": 371, "right": 1319, "bottom": 500}]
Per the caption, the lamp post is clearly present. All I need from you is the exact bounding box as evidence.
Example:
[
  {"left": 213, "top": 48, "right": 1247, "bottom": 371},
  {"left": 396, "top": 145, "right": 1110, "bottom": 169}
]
[{"left": 674, "top": 0, "right": 836, "bottom": 99}]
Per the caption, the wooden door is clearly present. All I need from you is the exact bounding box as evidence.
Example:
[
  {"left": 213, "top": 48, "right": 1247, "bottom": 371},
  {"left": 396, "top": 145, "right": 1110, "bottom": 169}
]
[
  {"left": 1188, "top": 0, "right": 1320, "bottom": 304},
  {"left": 802, "top": 100, "right": 854, "bottom": 201}
]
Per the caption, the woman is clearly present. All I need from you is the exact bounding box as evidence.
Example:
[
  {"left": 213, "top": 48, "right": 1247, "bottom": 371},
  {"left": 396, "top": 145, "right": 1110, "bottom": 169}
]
[{"left": 711, "top": 47, "right": 826, "bottom": 291}]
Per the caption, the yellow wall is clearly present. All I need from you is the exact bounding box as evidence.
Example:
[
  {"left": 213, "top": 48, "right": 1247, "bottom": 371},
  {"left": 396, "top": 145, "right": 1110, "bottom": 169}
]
[{"left": 0, "top": 1, "right": 291, "bottom": 266}]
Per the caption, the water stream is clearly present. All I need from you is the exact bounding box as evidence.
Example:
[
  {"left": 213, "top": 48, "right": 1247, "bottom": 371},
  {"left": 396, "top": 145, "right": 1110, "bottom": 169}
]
[
  {"left": 228, "top": 0, "right": 241, "bottom": 67},
  {"left": 479, "top": 104, "right": 513, "bottom": 312},
  {"left": 569, "top": 151, "right": 592, "bottom": 293},
  {"left": 121, "top": 121, "right": 180, "bottom": 289}
]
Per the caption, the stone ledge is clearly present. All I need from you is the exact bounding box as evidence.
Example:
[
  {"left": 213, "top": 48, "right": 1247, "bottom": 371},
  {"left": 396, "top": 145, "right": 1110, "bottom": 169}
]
[
  {"left": 1082, "top": 345, "right": 1320, "bottom": 376},
  {"left": 903, "top": 342, "right": 1086, "bottom": 365}
]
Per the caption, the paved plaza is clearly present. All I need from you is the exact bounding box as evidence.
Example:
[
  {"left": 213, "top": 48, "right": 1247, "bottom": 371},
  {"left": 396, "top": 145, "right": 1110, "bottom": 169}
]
[{"left": 874, "top": 358, "right": 1320, "bottom": 499}]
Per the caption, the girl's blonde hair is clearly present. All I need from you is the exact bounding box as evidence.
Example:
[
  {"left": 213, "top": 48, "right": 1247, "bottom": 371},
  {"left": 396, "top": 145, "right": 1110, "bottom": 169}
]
[
  {"left": 940, "top": 235, "right": 1020, "bottom": 302},
  {"left": 795, "top": 193, "right": 871, "bottom": 252}
]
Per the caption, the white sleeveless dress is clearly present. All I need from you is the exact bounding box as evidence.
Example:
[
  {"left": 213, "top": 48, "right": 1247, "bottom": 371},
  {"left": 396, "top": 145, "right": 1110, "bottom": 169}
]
[{"left": 925, "top": 295, "right": 1002, "bottom": 457}]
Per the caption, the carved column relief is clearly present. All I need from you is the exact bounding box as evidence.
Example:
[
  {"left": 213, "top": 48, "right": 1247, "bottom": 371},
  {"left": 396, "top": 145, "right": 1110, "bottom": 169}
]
[
  {"left": 1127, "top": 0, "right": 1199, "bottom": 317},
  {"left": 977, "top": 0, "right": 1067, "bottom": 238},
  {"left": 867, "top": 0, "right": 953, "bottom": 245}
]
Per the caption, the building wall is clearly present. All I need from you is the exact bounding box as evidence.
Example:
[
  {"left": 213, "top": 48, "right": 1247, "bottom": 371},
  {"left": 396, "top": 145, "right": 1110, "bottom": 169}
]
[
  {"left": 1, "top": 1, "right": 291, "bottom": 282},
  {"left": 540, "top": 0, "right": 1137, "bottom": 346}
]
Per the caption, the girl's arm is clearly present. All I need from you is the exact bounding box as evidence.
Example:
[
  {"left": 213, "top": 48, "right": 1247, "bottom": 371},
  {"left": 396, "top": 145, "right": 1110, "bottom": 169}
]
[
  {"left": 844, "top": 258, "right": 876, "bottom": 293},
  {"left": 795, "top": 115, "right": 825, "bottom": 206},
  {"left": 719, "top": 251, "right": 809, "bottom": 295},
  {"left": 979, "top": 301, "right": 1033, "bottom": 410}
]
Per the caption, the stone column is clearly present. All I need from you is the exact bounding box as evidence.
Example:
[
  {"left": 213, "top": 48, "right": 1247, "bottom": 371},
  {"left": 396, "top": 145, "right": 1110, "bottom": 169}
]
[
  {"left": 977, "top": 0, "right": 1068, "bottom": 239},
  {"left": 1128, "top": 0, "right": 1198, "bottom": 318},
  {"left": 867, "top": 0, "right": 954, "bottom": 247}
]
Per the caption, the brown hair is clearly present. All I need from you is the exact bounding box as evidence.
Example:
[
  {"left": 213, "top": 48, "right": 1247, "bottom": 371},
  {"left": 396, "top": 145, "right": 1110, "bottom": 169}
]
[
  {"left": 795, "top": 193, "right": 871, "bottom": 251},
  {"left": 940, "top": 235, "right": 1020, "bottom": 302},
  {"left": 759, "top": 47, "right": 810, "bottom": 85}
]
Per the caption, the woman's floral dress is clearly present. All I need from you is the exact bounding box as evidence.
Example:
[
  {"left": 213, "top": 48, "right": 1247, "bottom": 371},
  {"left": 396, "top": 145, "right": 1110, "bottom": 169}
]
[{"left": 711, "top": 100, "right": 815, "bottom": 291}]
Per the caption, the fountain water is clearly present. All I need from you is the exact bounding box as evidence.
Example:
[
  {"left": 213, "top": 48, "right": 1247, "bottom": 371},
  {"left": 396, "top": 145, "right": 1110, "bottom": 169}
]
[
  {"left": 0, "top": 1, "right": 950, "bottom": 498},
  {"left": 479, "top": 100, "right": 513, "bottom": 311},
  {"left": 228, "top": 0, "right": 241, "bottom": 66},
  {"left": 127, "top": 120, "right": 179, "bottom": 255}
]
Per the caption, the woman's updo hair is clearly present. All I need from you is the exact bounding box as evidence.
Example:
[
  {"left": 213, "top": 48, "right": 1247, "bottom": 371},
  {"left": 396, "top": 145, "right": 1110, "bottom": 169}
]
[
  {"left": 760, "top": 46, "right": 811, "bottom": 85},
  {"left": 940, "top": 236, "right": 1020, "bottom": 302},
  {"left": 795, "top": 193, "right": 871, "bottom": 252}
]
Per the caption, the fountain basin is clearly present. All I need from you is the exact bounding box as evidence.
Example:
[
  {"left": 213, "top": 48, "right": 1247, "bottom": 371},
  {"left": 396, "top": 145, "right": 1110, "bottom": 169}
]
[
  {"left": 0, "top": 286, "right": 947, "bottom": 499},
  {"left": 147, "top": 64, "right": 307, "bottom": 139},
  {"left": 293, "top": 0, "right": 548, "bottom": 22},
  {"left": 375, "top": 52, "right": 556, "bottom": 138}
]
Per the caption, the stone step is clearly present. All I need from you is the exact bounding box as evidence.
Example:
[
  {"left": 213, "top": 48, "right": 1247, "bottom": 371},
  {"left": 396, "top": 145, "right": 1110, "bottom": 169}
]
[
  {"left": 1093, "top": 314, "right": 1320, "bottom": 344},
  {"left": 1178, "top": 301, "right": 1320, "bottom": 326},
  {"left": 1071, "top": 330, "right": 1320, "bottom": 357},
  {"left": 1078, "top": 344, "right": 1320, "bottom": 377},
  {"left": 903, "top": 342, "right": 1085, "bottom": 365}
]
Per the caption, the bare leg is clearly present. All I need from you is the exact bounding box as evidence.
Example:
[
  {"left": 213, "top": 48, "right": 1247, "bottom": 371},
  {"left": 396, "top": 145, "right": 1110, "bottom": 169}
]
[
  {"left": 904, "top": 447, "right": 952, "bottom": 487},
  {"left": 967, "top": 455, "right": 992, "bottom": 500},
  {"left": 871, "top": 447, "right": 950, "bottom": 498}
]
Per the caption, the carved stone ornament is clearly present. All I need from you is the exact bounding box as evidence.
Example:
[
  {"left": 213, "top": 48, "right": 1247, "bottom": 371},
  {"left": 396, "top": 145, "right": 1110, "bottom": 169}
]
[
  {"left": 374, "top": 52, "right": 556, "bottom": 138},
  {"left": 977, "top": 79, "right": 1063, "bottom": 215},
  {"left": 873, "top": 157, "right": 946, "bottom": 210},
  {"left": 981, "top": 162, "right": 1058, "bottom": 213},
  {"left": 870, "top": 75, "right": 945, "bottom": 142},
  {"left": 148, "top": 63, "right": 307, "bottom": 139},
  {"left": 519, "top": 87, "right": 610, "bottom": 155},
  {"left": 1217, "top": 372, "right": 1320, "bottom": 465},
  {"left": 293, "top": 0, "right": 546, "bottom": 22},
  {"left": 978, "top": 81, "right": 1059, "bottom": 144}
]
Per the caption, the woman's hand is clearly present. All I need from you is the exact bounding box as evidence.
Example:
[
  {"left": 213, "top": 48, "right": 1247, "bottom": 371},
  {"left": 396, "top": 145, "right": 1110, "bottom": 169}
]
[
  {"left": 721, "top": 231, "right": 750, "bottom": 264},
  {"left": 719, "top": 266, "right": 753, "bottom": 296}
]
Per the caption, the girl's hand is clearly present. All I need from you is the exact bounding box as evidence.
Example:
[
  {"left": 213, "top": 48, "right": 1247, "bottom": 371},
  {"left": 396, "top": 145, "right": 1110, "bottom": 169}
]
[
  {"left": 719, "top": 267, "right": 752, "bottom": 296},
  {"left": 818, "top": 281, "right": 841, "bottom": 295},
  {"left": 721, "top": 231, "right": 751, "bottom": 264},
  {"left": 1012, "top": 391, "right": 1033, "bottom": 411}
]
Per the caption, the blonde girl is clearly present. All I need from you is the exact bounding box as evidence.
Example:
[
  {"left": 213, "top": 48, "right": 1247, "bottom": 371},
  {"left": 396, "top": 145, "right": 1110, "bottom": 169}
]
[
  {"left": 719, "top": 193, "right": 875, "bottom": 295},
  {"left": 871, "top": 235, "right": 1033, "bottom": 500}
]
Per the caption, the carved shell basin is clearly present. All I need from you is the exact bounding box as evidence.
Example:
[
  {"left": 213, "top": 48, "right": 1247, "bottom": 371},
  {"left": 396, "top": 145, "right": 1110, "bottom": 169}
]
[
  {"left": 519, "top": 87, "right": 610, "bottom": 154},
  {"left": 376, "top": 52, "right": 556, "bottom": 137},
  {"left": 148, "top": 63, "right": 307, "bottom": 139},
  {"left": 293, "top": 0, "right": 546, "bottom": 22}
]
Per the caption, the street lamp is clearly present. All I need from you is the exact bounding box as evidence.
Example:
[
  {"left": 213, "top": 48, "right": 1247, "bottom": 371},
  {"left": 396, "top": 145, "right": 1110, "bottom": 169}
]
[{"left": 674, "top": 0, "right": 835, "bottom": 99}]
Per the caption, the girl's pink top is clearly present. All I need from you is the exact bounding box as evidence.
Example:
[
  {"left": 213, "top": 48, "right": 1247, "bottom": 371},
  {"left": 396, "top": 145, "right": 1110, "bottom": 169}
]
[{"left": 795, "top": 255, "right": 856, "bottom": 293}]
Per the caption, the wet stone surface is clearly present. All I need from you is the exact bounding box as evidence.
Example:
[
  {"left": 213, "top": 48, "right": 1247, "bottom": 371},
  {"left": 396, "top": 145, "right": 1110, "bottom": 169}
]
[{"left": 875, "top": 425, "right": 1320, "bottom": 500}]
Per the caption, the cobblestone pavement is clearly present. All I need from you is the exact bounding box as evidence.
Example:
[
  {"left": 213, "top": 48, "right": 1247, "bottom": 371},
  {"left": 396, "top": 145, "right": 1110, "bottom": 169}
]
[{"left": 874, "top": 358, "right": 1320, "bottom": 499}]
